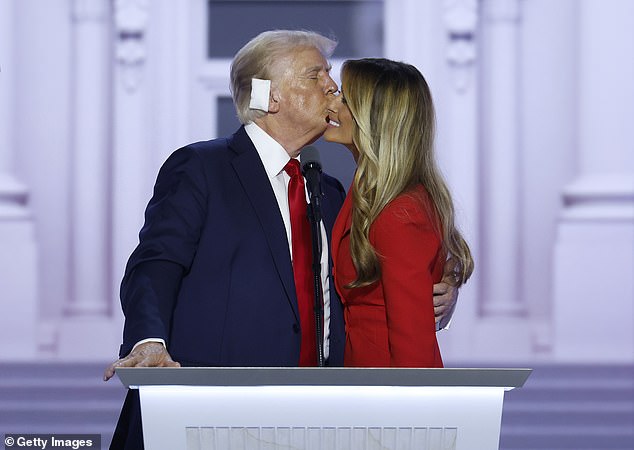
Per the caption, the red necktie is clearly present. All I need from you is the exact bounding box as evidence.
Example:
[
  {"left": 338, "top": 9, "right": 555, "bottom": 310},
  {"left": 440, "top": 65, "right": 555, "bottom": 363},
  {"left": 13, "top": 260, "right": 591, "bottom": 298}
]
[{"left": 284, "top": 159, "right": 316, "bottom": 366}]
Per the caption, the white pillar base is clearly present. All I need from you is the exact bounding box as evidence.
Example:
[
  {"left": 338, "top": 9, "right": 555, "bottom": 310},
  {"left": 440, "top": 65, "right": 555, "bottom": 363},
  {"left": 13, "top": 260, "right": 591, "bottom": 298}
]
[
  {"left": 553, "top": 220, "right": 634, "bottom": 362},
  {"left": 470, "top": 318, "right": 532, "bottom": 361},
  {"left": 0, "top": 218, "right": 38, "bottom": 360},
  {"left": 57, "top": 315, "right": 124, "bottom": 361}
]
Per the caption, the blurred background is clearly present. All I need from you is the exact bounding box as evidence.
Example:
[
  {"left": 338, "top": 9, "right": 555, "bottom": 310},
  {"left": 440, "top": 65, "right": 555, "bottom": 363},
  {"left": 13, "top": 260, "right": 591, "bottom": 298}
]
[{"left": 1, "top": 0, "right": 632, "bottom": 448}]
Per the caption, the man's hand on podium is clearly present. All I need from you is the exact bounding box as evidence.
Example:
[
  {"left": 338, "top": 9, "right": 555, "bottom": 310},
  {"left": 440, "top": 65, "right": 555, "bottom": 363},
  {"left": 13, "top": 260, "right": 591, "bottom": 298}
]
[{"left": 103, "top": 342, "right": 181, "bottom": 381}]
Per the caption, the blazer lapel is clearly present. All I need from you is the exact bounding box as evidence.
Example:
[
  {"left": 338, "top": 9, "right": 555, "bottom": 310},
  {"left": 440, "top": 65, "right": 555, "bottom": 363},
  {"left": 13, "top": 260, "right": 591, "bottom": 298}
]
[
  {"left": 229, "top": 127, "right": 299, "bottom": 321},
  {"left": 330, "top": 189, "right": 353, "bottom": 268}
]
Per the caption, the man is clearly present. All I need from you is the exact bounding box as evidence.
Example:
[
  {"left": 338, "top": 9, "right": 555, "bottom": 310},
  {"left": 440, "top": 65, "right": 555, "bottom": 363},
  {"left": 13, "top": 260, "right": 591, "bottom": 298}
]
[{"left": 104, "top": 30, "right": 459, "bottom": 449}]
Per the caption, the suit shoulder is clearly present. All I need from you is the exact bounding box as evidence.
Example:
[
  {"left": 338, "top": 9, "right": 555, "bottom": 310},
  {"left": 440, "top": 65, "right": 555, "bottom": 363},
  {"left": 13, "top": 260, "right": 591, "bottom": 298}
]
[
  {"left": 322, "top": 172, "right": 346, "bottom": 196},
  {"left": 179, "top": 137, "right": 232, "bottom": 159},
  {"left": 157, "top": 138, "right": 233, "bottom": 175}
]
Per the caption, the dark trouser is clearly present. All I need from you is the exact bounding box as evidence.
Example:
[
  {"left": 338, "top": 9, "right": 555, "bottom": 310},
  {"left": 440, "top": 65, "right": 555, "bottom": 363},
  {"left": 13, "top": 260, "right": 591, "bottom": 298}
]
[{"left": 110, "top": 389, "right": 144, "bottom": 450}]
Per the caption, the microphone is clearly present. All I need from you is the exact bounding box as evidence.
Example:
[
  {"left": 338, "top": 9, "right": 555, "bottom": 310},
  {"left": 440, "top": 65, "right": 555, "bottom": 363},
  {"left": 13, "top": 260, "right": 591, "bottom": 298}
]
[
  {"left": 301, "top": 146, "right": 322, "bottom": 223},
  {"left": 300, "top": 145, "right": 325, "bottom": 367}
]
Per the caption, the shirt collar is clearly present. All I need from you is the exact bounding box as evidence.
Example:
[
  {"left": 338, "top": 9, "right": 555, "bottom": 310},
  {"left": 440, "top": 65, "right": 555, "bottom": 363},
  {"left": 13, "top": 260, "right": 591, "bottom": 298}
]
[{"left": 245, "top": 122, "right": 294, "bottom": 178}]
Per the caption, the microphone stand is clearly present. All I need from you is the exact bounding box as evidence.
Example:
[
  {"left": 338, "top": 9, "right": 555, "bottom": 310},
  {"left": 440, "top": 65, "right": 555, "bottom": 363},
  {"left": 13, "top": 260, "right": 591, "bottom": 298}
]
[{"left": 306, "top": 195, "right": 325, "bottom": 367}]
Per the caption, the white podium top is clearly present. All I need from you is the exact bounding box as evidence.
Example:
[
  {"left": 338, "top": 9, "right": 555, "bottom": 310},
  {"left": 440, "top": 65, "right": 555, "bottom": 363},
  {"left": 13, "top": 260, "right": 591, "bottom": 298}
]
[{"left": 116, "top": 367, "right": 531, "bottom": 389}]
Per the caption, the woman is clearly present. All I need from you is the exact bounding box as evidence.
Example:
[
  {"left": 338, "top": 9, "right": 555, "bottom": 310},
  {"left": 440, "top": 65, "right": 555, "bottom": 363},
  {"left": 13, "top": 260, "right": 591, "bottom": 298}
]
[{"left": 324, "top": 58, "right": 474, "bottom": 367}]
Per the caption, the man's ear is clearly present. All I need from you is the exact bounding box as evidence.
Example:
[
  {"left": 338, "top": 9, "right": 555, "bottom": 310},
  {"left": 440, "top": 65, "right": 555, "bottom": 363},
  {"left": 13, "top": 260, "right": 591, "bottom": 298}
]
[{"left": 268, "top": 87, "right": 280, "bottom": 113}]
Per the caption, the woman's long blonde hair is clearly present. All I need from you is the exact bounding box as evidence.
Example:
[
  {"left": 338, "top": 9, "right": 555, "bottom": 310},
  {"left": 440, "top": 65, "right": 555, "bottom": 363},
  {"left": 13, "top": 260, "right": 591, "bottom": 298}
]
[{"left": 342, "top": 58, "right": 474, "bottom": 288}]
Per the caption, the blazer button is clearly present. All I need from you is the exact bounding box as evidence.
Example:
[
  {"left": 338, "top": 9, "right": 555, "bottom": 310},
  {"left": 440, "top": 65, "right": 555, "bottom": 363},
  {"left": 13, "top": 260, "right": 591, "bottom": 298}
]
[{"left": 292, "top": 324, "right": 300, "bottom": 334}]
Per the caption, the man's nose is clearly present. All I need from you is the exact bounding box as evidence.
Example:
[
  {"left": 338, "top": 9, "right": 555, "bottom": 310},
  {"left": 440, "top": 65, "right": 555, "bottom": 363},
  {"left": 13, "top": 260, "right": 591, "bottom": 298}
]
[{"left": 325, "top": 76, "right": 339, "bottom": 95}]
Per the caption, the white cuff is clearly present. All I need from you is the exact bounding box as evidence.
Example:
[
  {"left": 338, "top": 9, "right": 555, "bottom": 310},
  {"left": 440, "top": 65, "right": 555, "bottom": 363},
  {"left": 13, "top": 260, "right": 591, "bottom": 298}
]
[{"left": 132, "top": 338, "right": 166, "bottom": 352}]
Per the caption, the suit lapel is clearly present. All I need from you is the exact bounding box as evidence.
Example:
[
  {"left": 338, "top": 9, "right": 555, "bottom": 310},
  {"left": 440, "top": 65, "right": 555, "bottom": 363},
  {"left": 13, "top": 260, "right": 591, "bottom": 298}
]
[
  {"left": 330, "top": 189, "right": 352, "bottom": 267},
  {"left": 229, "top": 127, "right": 299, "bottom": 321}
]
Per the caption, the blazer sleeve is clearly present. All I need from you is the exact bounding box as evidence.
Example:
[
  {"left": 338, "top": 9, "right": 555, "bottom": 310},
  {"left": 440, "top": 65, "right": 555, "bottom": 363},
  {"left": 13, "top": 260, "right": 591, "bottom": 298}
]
[
  {"left": 119, "top": 146, "right": 208, "bottom": 357},
  {"left": 371, "top": 197, "right": 443, "bottom": 367}
]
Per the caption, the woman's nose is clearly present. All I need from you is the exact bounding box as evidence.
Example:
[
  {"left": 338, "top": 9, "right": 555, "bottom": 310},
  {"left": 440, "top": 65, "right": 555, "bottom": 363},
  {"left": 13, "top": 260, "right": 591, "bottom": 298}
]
[{"left": 327, "top": 94, "right": 341, "bottom": 112}]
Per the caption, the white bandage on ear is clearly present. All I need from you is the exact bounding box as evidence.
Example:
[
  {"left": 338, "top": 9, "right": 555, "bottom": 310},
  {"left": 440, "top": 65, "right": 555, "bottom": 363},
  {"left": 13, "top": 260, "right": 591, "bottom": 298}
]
[{"left": 249, "top": 78, "right": 271, "bottom": 112}]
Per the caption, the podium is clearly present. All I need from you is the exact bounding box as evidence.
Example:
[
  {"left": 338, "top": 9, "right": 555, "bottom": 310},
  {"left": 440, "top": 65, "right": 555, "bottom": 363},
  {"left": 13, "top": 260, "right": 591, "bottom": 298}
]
[{"left": 116, "top": 367, "right": 531, "bottom": 450}]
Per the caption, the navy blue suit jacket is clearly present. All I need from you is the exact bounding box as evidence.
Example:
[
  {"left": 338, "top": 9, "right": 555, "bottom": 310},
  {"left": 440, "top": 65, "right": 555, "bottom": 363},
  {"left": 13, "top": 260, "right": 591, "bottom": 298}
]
[
  {"left": 111, "top": 127, "right": 346, "bottom": 448},
  {"left": 120, "top": 125, "right": 346, "bottom": 364}
]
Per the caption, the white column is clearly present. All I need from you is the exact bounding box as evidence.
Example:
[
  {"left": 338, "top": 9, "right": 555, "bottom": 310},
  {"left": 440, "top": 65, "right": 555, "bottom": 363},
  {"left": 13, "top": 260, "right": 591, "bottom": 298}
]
[
  {"left": 469, "top": 0, "right": 533, "bottom": 359},
  {"left": 384, "top": 0, "right": 437, "bottom": 67},
  {"left": 66, "top": 0, "right": 111, "bottom": 317},
  {"left": 553, "top": 0, "right": 634, "bottom": 362},
  {"left": 436, "top": 0, "right": 481, "bottom": 360},
  {"left": 520, "top": 0, "right": 578, "bottom": 356},
  {"left": 479, "top": 0, "right": 524, "bottom": 317},
  {"left": 112, "top": 0, "right": 151, "bottom": 324},
  {"left": 0, "top": 0, "right": 38, "bottom": 359},
  {"left": 57, "top": 0, "right": 121, "bottom": 359},
  {"left": 0, "top": 0, "right": 16, "bottom": 178}
]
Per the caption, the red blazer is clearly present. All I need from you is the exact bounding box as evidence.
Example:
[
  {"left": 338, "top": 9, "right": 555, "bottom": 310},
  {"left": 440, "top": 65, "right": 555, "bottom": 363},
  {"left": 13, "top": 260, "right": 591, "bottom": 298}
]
[{"left": 331, "top": 184, "right": 445, "bottom": 368}]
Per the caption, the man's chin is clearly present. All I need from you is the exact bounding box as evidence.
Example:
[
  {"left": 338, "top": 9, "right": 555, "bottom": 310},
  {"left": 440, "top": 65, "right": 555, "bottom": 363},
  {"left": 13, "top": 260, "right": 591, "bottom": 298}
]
[{"left": 305, "top": 130, "right": 325, "bottom": 146}]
